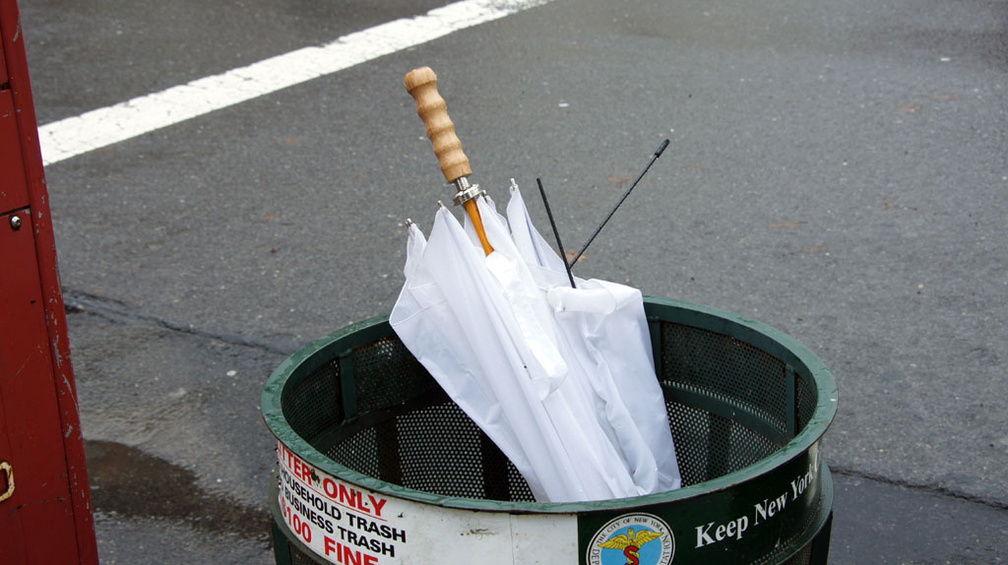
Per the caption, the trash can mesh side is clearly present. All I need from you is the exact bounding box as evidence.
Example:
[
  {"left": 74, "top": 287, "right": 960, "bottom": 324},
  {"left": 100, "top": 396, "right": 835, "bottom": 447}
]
[
  {"left": 352, "top": 336, "right": 439, "bottom": 413},
  {"left": 795, "top": 372, "right": 818, "bottom": 433},
  {"left": 659, "top": 322, "right": 789, "bottom": 438},
  {"left": 656, "top": 320, "right": 821, "bottom": 486},
  {"left": 282, "top": 315, "right": 822, "bottom": 504},
  {"left": 665, "top": 403, "right": 782, "bottom": 487},
  {"left": 326, "top": 399, "right": 536, "bottom": 502},
  {"left": 280, "top": 359, "right": 342, "bottom": 445}
]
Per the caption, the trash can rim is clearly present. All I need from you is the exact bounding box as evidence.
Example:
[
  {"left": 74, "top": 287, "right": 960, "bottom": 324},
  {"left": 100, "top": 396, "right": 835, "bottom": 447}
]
[{"left": 261, "top": 296, "right": 838, "bottom": 514}]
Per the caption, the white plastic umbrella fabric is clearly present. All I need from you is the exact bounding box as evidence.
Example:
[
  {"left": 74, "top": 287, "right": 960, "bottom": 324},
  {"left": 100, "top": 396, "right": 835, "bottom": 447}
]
[
  {"left": 391, "top": 207, "right": 633, "bottom": 502},
  {"left": 503, "top": 185, "right": 682, "bottom": 494},
  {"left": 390, "top": 187, "right": 680, "bottom": 502}
]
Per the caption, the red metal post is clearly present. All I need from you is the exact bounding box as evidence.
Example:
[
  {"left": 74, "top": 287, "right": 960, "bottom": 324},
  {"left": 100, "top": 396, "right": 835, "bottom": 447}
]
[{"left": 0, "top": 0, "right": 99, "bottom": 562}]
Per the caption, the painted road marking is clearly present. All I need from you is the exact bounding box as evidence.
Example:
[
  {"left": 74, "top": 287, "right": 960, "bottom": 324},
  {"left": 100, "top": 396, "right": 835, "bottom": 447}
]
[{"left": 37, "top": 0, "right": 551, "bottom": 166}]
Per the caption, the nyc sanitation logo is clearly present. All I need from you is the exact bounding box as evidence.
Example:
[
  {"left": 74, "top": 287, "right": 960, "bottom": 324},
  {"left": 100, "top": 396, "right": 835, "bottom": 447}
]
[{"left": 586, "top": 513, "right": 675, "bottom": 565}]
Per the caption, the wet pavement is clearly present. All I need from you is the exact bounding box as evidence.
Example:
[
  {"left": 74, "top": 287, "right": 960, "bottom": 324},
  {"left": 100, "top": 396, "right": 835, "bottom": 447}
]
[
  {"left": 14, "top": 0, "right": 1008, "bottom": 562},
  {"left": 85, "top": 440, "right": 267, "bottom": 542}
]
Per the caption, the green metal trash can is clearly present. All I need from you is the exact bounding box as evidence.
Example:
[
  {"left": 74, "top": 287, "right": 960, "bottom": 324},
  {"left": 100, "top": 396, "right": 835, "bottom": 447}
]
[{"left": 261, "top": 297, "right": 837, "bottom": 564}]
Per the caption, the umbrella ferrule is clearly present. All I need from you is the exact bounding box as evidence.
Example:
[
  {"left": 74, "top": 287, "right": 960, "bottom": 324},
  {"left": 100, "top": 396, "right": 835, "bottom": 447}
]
[{"left": 452, "top": 177, "right": 484, "bottom": 206}]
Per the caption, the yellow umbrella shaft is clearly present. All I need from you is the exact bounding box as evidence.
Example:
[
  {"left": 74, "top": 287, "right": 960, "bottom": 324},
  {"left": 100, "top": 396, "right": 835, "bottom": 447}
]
[{"left": 463, "top": 199, "right": 494, "bottom": 256}]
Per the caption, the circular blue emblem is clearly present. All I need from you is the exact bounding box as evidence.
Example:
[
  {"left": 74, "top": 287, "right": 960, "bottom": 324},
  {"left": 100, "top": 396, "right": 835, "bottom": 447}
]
[{"left": 586, "top": 513, "right": 675, "bottom": 565}]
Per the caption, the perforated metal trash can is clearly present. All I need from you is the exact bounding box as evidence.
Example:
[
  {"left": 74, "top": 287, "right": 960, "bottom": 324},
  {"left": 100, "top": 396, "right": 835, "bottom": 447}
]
[{"left": 261, "top": 297, "right": 838, "bottom": 565}]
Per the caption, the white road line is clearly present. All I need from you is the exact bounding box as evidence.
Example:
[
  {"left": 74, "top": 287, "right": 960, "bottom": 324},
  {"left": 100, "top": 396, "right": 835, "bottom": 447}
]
[{"left": 38, "top": 0, "right": 550, "bottom": 166}]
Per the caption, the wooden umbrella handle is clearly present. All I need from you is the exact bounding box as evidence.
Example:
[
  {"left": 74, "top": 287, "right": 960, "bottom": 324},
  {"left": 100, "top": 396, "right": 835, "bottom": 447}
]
[
  {"left": 404, "top": 67, "right": 472, "bottom": 184},
  {"left": 405, "top": 67, "right": 494, "bottom": 255}
]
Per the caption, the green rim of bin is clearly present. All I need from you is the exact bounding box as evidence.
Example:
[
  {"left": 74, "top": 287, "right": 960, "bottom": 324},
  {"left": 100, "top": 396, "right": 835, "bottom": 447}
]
[{"left": 261, "top": 295, "right": 837, "bottom": 514}]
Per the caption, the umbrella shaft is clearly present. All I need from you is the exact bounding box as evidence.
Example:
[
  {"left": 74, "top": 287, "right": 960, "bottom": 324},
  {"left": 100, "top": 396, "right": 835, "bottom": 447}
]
[{"left": 463, "top": 199, "right": 494, "bottom": 255}]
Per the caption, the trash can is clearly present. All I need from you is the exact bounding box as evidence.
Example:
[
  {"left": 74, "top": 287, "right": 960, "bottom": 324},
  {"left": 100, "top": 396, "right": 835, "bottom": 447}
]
[{"left": 261, "top": 296, "right": 837, "bottom": 564}]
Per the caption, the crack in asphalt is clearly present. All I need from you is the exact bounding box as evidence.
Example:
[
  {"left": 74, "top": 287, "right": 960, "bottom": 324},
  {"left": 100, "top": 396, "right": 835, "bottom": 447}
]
[
  {"left": 830, "top": 465, "right": 1008, "bottom": 513},
  {"left": 63, "top": 288, "right": 295, "bottom": 357}
]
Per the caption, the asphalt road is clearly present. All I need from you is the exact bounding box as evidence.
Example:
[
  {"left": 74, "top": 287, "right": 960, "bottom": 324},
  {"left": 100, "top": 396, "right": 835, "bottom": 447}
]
[{"left": 14, "top": 0, "right": 1008, "bottom": 562}]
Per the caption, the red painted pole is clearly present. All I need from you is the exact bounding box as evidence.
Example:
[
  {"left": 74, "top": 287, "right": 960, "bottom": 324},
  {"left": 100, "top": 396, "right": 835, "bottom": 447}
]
[{"left": 0, "top": 0, "right": 99, "bottom": 562}]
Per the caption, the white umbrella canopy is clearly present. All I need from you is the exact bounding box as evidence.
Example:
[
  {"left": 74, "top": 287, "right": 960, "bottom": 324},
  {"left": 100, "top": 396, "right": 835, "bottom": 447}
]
[
  {"left": 503, "top": 185, "right": 682, "bottom": 495},
  {"left": 391, "top": 67, "right": 680, "bottom": 502},
  {"left": 390, "top": 186, "right": 681, "bottom": 502},
  {"left": 391, "top": 200, "right": 640, "bottom": 502}
]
